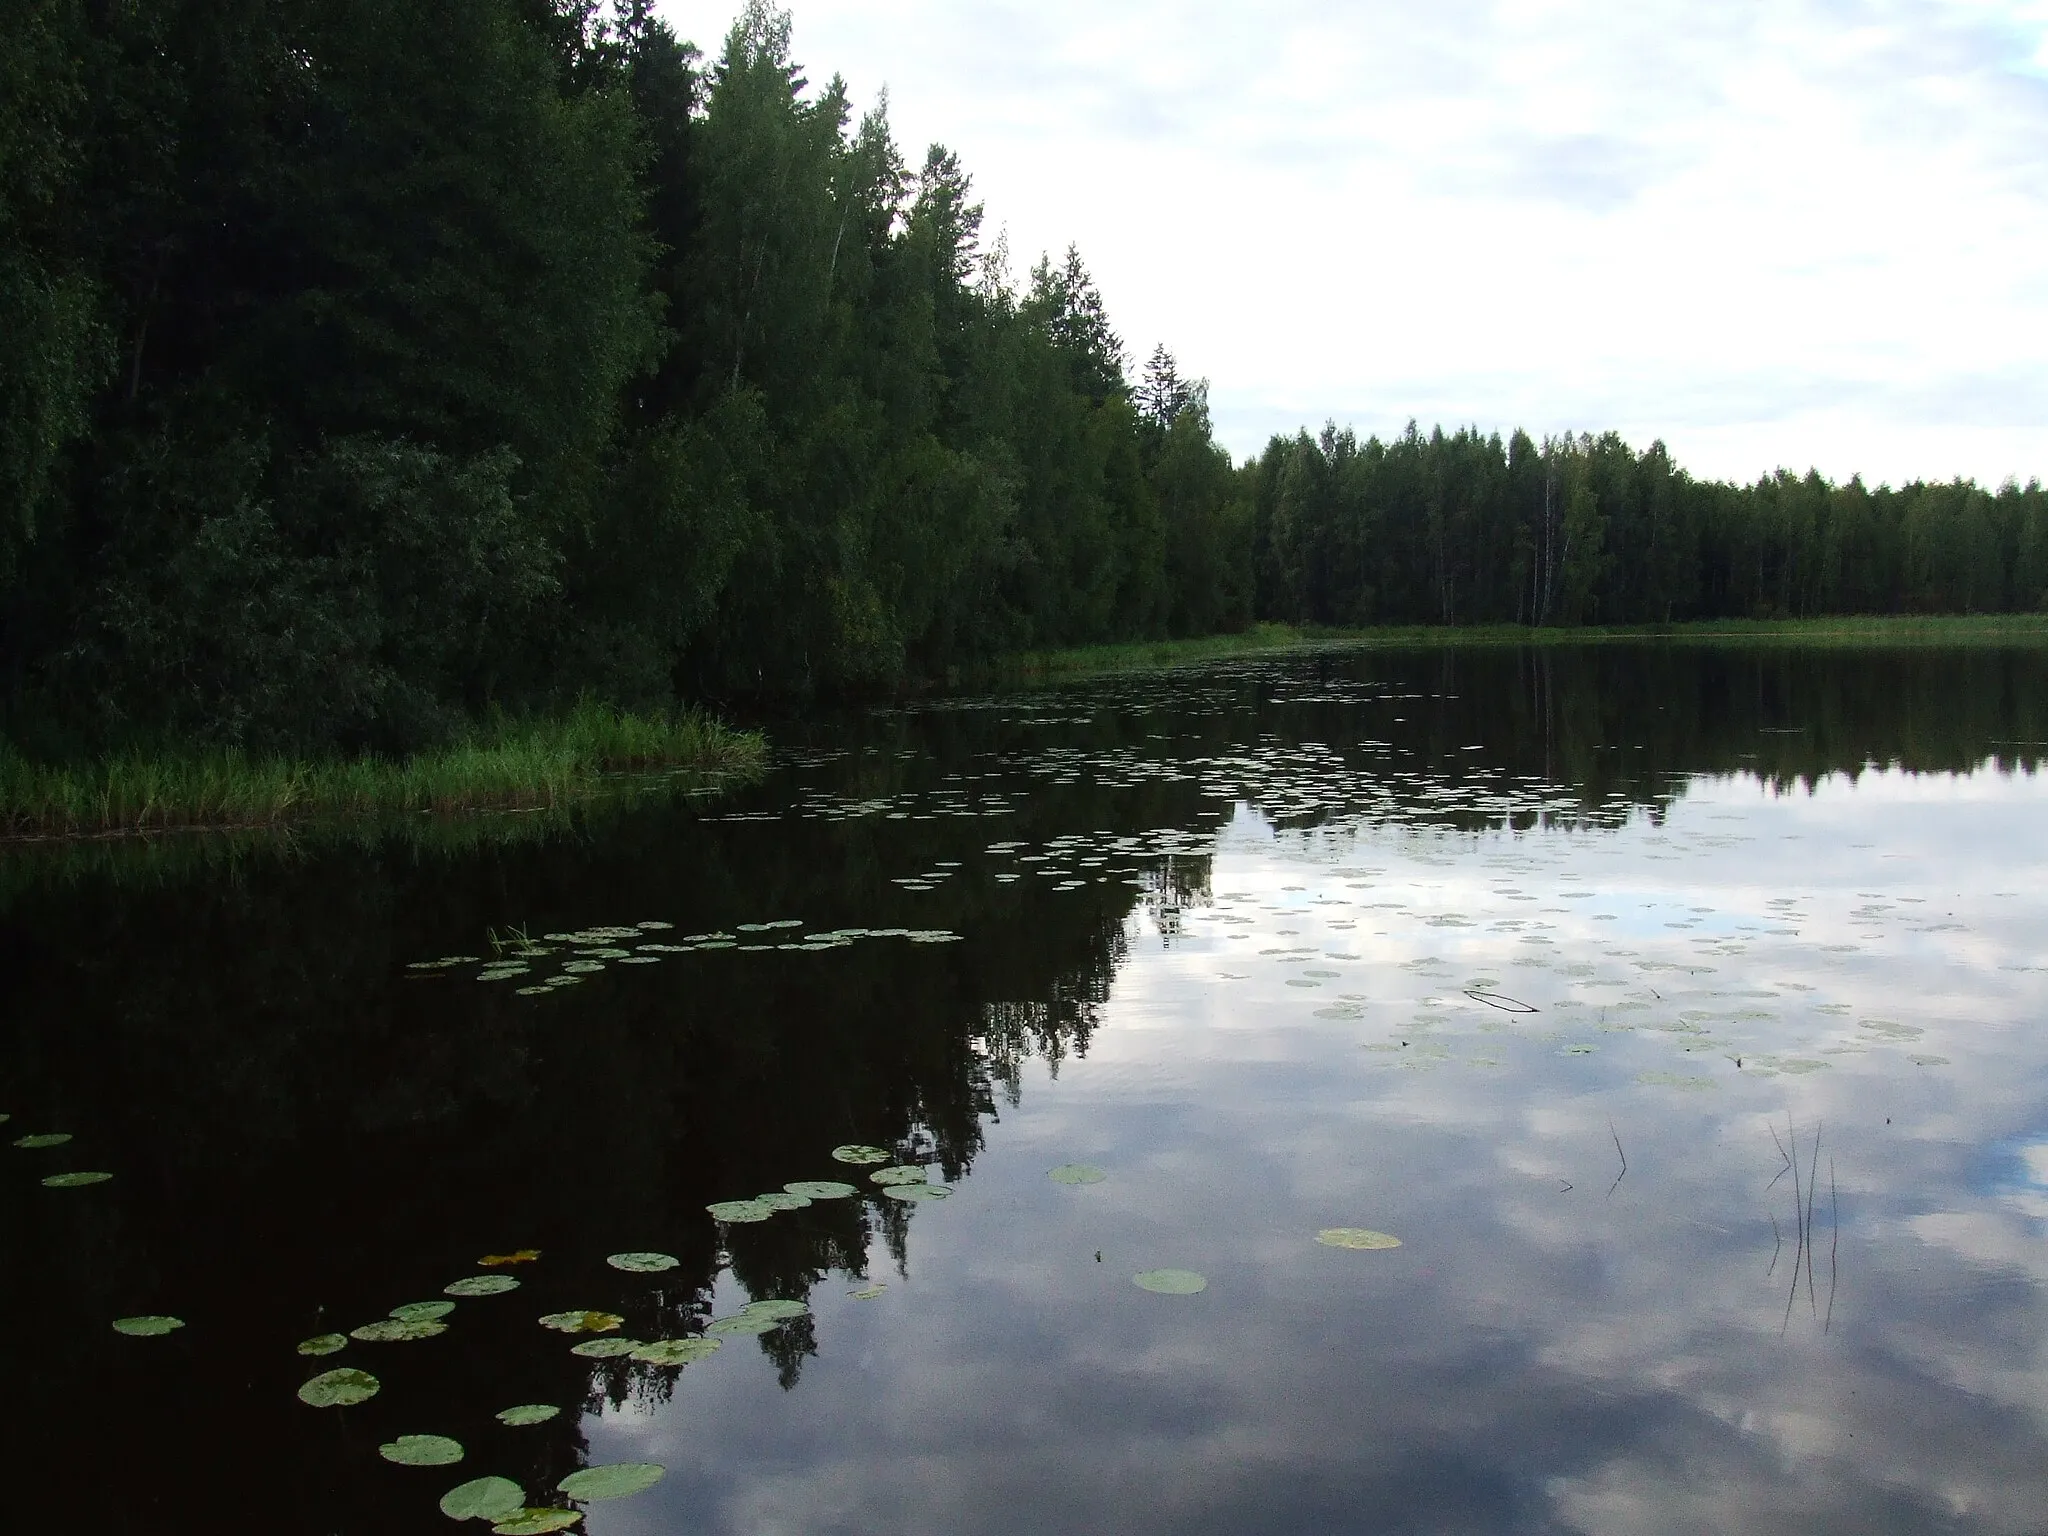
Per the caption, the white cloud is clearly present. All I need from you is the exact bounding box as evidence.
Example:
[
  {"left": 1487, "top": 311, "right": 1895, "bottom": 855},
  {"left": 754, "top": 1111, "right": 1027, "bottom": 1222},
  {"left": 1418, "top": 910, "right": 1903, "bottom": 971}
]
[{"left": 656, "top": 0, "right": 2048, "bottom": 484}]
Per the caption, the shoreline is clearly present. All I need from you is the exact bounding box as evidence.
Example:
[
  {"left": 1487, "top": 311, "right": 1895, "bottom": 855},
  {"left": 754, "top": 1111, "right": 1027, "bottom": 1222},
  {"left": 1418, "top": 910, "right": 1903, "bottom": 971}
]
[
  {"left": 0, "top": 702, "right": 766, "bottom": 844},
  {"left": 1011, "top": 613, "right": 2048, "bottom": 679}
]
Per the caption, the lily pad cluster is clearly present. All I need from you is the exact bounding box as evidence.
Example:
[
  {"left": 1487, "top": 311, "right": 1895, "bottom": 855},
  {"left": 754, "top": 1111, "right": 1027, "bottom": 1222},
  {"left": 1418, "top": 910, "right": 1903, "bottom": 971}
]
[{"left": 409, "top": 919, "right": 965, "bottom": 1000}]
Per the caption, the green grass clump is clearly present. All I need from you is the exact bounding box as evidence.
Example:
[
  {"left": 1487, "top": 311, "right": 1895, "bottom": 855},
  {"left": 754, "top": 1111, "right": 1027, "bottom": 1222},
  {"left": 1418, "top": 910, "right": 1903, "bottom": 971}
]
[{"left": 0, "top": 700, "right": 765, "bottom": 841}]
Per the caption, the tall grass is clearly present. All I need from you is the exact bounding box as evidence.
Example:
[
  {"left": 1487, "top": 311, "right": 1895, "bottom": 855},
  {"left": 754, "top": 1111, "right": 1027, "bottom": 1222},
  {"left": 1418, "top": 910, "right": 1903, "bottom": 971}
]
[{"left": 0, "top": 700, "right": 765, "bottom": 841}]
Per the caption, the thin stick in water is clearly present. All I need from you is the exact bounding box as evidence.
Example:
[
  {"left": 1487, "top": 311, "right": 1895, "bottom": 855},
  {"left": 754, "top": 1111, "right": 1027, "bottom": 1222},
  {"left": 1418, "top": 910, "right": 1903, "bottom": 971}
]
[
  {"left": 1805, "top": 1120, "right": 1822, "bottom": 1316},
  {"left": 1608, "top": 1117, "right": 1628, "bottom": 1198},
  {"left": 1825, "top": 1156, "right": 1840, "bottom": 1335}
]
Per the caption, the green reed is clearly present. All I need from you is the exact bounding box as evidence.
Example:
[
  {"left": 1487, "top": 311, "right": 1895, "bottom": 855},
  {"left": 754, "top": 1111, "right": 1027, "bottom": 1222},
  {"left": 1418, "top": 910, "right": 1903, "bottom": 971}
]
[{"left": 0, "top": 700, "right": 765, "bottom": 840}]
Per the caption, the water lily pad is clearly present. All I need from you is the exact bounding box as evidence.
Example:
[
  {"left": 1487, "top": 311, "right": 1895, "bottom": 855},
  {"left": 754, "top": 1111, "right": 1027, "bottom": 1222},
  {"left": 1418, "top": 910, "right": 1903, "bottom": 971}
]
[
  {"left": 496, "top": 1405, "right": 562, "bottom": 1427},
  {"left": 870, "top": 1166, "right": 928, "bottom": 1187},
  {"left": 297, "top": 1333, "right": 347, "bottom": 1356},
  {"left": 298, "top": 1368, "right": 380, "bottom": 1407},
  {"left": 1133, "top": 1269, "right": 1208, "bottom": 1295},
  {"left": 632, "top": 1338, "right": 721, "bottom": 1365},
  {"left": 738, "top": 1298, "right": 810, "bottom": 1321},
  {"left": 42, "top": 1170, "right": 112, "bottom": 1187},
  {"left": 479, "top": 1250, "right": 541, "bottom": 1267},
  {"left": 446, "top": 1275, "right": 520, "bottom": 1298},
  {"left": 606, "top": 1252, "right": 680, "bottom": 1273},
  {"left": 705, "top": 1199, "right": 773, "bottom": 1223},
  {"left": 1048, "top": 1164, "right": 1107, "bottom": 1185},
  {"left": 705, "top": 1314, "right": 781, "bottom": 1336},
  {"left": 538, "top": 1311, "right": 622, "bottom": 1334},
  {"left": 830, "top": 1145, "right": 892, "bottom": 1165},
  {"left": 848, "top": 1284, "right": 886, "bottom": 1301},
  {"left": 1317, "top": 1228, "right": 1402, "bottom": 1250},
  {"left": 112, "top": 1315, "right": 184, "bottom": 1337},
  {"left": 557, "top": 1463, "right": 665, "bottom": 1502},
  {"left": 568, "top": 1337, "right": 642, "bottom": 1359},
  {"left": 352, "top": 1318, "right": 448, "bottom": 1343},
  {"left": 493, "top": 1510, "right": 581, "bottom": 1535},
  {"left": 440, "top": 1476, "right": 526, "bottom": 1521},
  {"left": 882, "top": 1182, "right": 950, "bottom": 1201},
  {"left": 754, "top": 1191, "right": 811, "bottom": 1212},
  {"left": 392, "top": 1300, "right": 457, "bottom": 1322},
  {"left": 784, "top": 1181, "right": 858, "bottom": 1199},
  {"left": 381, "top": 1435, "right": 465, "bottom": 1467},
  {"left": 13, "top": 1133, "right": 71, "bottom": 1149}
]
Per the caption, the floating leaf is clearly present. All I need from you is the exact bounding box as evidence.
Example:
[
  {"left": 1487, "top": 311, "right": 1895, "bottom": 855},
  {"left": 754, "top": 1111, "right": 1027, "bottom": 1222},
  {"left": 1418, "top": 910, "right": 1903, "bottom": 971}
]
[
  {"left": 392, "top": 1300, "right": 458, "bottom": 1322},
  {"left": 784, "top": 1181, "right": 857, "bottom": 1199},
  {"left": 381, "top": 1435, "right": 465, "bottom": 1467},
  {"left": 13, "top": 1133, "right": 71, "bottom": 1149},
  {"left": 43, "top": 1171, "right": 112, "bottom": 1187},
  {"left": 479, "top": 1250, "right": 541, "bottom": 1267},
  {"left": 440, "top": 1476, "right": 526, "bottom": 1521},
  {"left": 755, "top": 1191, "right": 811, "bottom": 1213},
  {"left": 705, "top": 1314, "right": 781, "bottom": 1336},
  {"left": 848, "top": 1285, "right": 886, "bottom": 1301},
  {"left": 738, "top": 1299, "right": 809, "bottom": 1321},
  {"left": 1466, "top": 990, "right": 1539, "bottom": 1013},
  {"left": 1133, "top": 1269, "right": 1207, "bottom": 1295},
  {"left": 557, "top": 1463, "right": 665, "bottom": 1502},
  {"left": 605, "top": 1252, "right": 680, "bottom": 1273},
  {"left": 631, "top": 1338, "right": 721, "bottom": 1366},
  {"left": 538, "top": 1311, "right": 622, "bottom": 1334},
  {"left": 1048, "top": 1164, "right": 1107, "bottom": 1186},
  {"left": 568, "top": 1337, "right": 641, "bottom": 1360},
  {"left": 705, "top": 1199, "right": 772, "bottom": 1223},
  {"left": 446, "top": 1276, "right": 520, "bottom": 1298},
  {"left": 830, "top": 1145, "right": 891, "bottom": 1165},
  {"left": 297, "top": 1333, "right": 348, "bottom": 1356},
  {"left": 496, "top": 1405, "right": 561, "bottom": 1427},
  {"left": 870, "top": 1166, "right": 928, "bottom": 1187},
  {"left": 298, "top": 1368, "right": 380, "bottom": 1407},
  {"left": 351, "top": 1318, "right": 448, "bottom": 1343},
  {"left": 1317, "top": 1229, "right": 1402, "bottom": 1250},
  {"left": 493, "top": 1510, "right": 581, "bottom": 1535},
  {"left": 882, "top": 1183, "right": 950, "bottom": 1202},
  {"left": 112, "top": 1315, "right": 184, "bottom": 1337}
]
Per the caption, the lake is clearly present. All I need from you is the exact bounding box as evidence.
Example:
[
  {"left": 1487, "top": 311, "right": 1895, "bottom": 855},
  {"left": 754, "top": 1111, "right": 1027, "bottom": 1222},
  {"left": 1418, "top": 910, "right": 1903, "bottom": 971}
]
[{"left": 4, "top": 642, "right": 2048, "bottom": 1535}]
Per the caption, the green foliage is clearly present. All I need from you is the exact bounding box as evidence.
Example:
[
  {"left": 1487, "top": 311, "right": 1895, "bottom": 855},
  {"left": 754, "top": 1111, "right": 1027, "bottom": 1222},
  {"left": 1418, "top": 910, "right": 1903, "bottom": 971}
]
[
  {"left": 0, "top": 698, "right": 763, "bottom": 838},
  {"left": 2, "top": 0, "right": 2039, "bottom": 785}
]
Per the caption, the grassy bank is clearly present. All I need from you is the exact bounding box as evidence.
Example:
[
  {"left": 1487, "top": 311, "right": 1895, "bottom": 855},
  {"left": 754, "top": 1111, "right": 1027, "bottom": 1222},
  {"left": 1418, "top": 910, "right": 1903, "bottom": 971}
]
[
  {"left": 1315, "top": 614, "right": 2048, "bottom": 648},
  {"left": 0, "top": 700, "right": 766, "bottom": 842},
  {"left": 1010, "top": 613, "right": 2048, "bottom": 680},
  {"left": 1006, "top": 624, "right": 1314, "bottom": 679}
]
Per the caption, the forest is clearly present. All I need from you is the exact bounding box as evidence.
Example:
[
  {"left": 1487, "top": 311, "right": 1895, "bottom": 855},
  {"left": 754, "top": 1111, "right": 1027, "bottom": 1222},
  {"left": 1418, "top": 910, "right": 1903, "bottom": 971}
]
[{"left": 3, "top": 0, "right": 2045, "bottom": 763}]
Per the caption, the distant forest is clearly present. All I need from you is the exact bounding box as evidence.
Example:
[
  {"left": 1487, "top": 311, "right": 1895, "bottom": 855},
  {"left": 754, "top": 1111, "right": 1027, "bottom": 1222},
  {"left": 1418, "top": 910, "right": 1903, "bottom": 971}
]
[{"left": 3, "top": 0, "right": 2044, "bottom": 755}]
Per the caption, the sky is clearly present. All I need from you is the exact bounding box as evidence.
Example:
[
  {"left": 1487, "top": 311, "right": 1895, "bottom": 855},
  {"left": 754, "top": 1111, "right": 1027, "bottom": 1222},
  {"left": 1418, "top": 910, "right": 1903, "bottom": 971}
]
[{"left": 655, "top": 1, "right": 2048, "bottom": 487}]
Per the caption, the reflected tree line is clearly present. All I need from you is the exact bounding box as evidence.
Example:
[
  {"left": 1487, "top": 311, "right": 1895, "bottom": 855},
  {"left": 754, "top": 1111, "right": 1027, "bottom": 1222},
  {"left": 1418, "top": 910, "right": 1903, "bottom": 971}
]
[{"left": 0, "top": 647, "right": 2040, "bottom": 1527}]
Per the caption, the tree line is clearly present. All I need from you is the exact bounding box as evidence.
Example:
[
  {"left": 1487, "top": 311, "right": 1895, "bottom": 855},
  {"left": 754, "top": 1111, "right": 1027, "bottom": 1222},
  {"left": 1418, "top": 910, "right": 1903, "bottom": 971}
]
[
  {"left": 1249, "top": 425, "right": 2047, "bottom": 629},
  {"left": 2, "top": 0, "right": 2040, "bottom": 757}
]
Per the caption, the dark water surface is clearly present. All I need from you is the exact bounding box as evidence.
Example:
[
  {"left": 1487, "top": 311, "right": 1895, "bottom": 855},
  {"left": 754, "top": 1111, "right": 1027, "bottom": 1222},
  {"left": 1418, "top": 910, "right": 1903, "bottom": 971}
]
[{"left": 6, "top": 644, "right": 2048, "bottom": 1535}]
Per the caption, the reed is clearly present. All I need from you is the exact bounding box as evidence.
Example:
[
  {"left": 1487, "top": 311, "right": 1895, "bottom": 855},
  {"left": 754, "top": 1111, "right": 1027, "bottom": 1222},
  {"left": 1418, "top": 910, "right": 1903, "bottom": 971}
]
[{"left": 0, "top": 700, "right": 765, "bottom": 841}]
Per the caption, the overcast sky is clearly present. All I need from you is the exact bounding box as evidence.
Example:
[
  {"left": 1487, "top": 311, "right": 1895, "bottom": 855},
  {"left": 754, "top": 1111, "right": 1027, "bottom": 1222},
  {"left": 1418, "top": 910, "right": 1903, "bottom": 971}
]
[{"left": 656, "top": 1, "right": 2048, "bottom": 486}]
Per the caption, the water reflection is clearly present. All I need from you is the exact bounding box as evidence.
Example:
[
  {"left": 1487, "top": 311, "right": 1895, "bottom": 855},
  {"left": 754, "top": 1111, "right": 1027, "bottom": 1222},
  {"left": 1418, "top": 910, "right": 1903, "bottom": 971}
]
[{"left": 2, "top": 643, "right": 2046, "bottom": 1533}]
